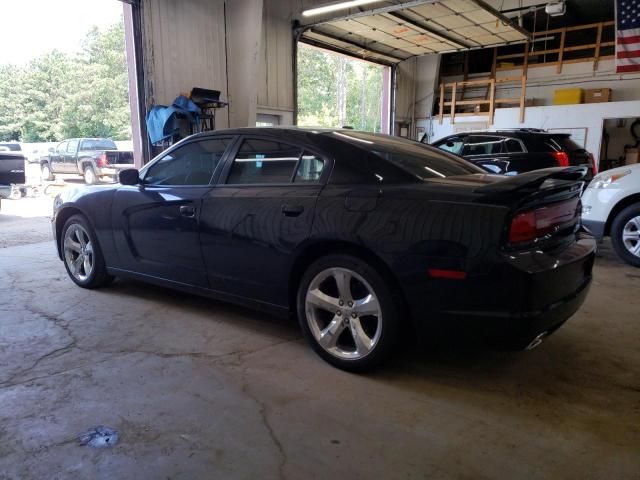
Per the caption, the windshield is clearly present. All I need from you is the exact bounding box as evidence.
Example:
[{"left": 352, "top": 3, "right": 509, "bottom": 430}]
[
  {"left": 335, "top": 131, "right": 484, "bottom": 180},
  {"left": 81, "top": 139, "right": 117, "bottom": 150}
]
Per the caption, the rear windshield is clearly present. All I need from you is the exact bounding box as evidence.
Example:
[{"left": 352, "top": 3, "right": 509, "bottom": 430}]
[
  {"left": 335, "top": 131, "right": 484, "bottom": 180},
  {"left": 551, "top": 135, "right": 583, "bottom": 152},
  {"left": 81, "top": 139, "right": 117, "bottom": 150},
  {"left": 0, "top": 143, "right": 22, "bottom": 151}
]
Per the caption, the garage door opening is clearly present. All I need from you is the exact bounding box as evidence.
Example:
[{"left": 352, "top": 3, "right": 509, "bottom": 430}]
[{"left": 296, "top": 43, "right": 391, "bottom": 133}]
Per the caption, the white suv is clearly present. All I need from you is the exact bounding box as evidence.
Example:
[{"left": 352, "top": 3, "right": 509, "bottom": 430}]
[{"left": 581, "top": 164, "right": 640, "bottom": 266}]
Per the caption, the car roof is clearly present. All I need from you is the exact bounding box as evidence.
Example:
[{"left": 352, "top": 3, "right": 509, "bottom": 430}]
[{"left": 453, "top": 129, "right": 569, "bottom": 138}]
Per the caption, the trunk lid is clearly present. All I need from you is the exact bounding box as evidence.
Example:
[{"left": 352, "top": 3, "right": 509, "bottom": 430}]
[{"left": 0, "top": 152, "right": 26, "bottom": 186}]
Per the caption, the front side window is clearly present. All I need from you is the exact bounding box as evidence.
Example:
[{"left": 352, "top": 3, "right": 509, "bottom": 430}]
[
  {"left": 436, "top": 137, "right": 464, "bottom": 155},
  {"left": 462, "top": 136, "right": 503, "bottom": 156},
  {"left": 56, "top": 142, "right": 68, "bottom": 154},
  {"left": 144, "top": 138, "right": 232, "bottom": 186},
  {"left": 226, "top": 139, "right": 302, "bottom": 184}
]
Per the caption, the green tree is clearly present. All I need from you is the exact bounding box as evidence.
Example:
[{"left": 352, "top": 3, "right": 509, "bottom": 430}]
[
  {"left": 0, "top": 19, "right": 131, "bottom": 142},
  {"left": 61, "top": 22, "right": 131, "bottom": 140}
]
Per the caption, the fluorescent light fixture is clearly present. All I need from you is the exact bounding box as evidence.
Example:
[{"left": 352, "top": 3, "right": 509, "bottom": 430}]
[{"left": 302, "top": 0, "right": 382, "bottom": 17}]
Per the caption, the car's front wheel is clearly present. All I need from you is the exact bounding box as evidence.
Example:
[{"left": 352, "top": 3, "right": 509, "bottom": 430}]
[
  {"left": 61, "top": 214, "right": 114, "bottom": 288},
  {"left": 297, "top": 254, "right": 400, "bottom": 372},
  {"left": 611, "top": 203, "right": 640, "bottom": 267}
]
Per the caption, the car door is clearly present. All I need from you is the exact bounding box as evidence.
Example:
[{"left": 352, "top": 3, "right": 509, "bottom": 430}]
[
  {"left": 198, "top": 136, "right": 329, "bottom": 306},
  {"left": 50, "top": 141, "right": 67, "bottom": 173},
  {"left": 461, "top": 135, "right": 508, "bottom": 173},
  {"left": 111, "top": 136, "right": 234, "bottom": 286},
  {"left": 64, "top": 139, "right": 80, "bottom": 173}
]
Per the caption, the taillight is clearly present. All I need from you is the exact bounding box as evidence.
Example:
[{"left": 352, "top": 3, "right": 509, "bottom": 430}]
[
  {"left": 97, "top": 153, "right": 108, "bottom": 168},
  {"left": 589, "top": 153, "right": 598, "bottom": 174},
  {"left": 552, "top": 151, "right": 570, "bottom": 167},
  {"left": 508, "top": 198, "right": 580, "bottom": 245}
]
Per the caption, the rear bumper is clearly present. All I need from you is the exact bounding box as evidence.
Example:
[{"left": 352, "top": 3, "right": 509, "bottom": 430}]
[{"left": 404, "top": 231, "right": 596, "bottom": 348}]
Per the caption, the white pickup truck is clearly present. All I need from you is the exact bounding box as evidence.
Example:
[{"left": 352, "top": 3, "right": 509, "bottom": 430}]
[{"left": 581, "top": 164, "right": 640, "bottom": 266}]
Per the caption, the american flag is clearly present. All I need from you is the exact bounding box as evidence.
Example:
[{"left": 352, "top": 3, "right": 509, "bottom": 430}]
[{"left": 616, "top": 0, "right": 640, "bottom": 73}]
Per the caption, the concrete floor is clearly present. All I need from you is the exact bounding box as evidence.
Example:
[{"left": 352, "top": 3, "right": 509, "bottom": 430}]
[{"left": 1, "top": 200, "right": 639, "bottom": 479}]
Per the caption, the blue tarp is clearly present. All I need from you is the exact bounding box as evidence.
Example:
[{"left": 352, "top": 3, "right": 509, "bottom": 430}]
[{"left": 145, "top": 96, "right": 201, "bottom": 145}]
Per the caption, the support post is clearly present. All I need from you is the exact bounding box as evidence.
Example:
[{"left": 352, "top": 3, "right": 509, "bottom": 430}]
[{"left": 450, "top": 83, "right": 457, "bottom": 125}]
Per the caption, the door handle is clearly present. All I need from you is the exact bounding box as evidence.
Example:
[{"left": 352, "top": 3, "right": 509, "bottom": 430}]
[
  {"left": 281, "top": 204, "right": 304, "bottom": 217},
  {"left": 179, "top": 205, "right": 196, "bottom": 218}
]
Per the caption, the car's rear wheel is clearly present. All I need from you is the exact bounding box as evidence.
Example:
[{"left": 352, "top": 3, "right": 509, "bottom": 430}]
[
  {"left": 611, "top": 203, "right": 640, "bottom": 267},
  {"left": 61, "top": 214, "right": 114, "bottom": 288},
  {"left": 297, "top": 254, "right": 400, "bottom": 371},
  {"left": 41, "top": 163, "right": 54, "bottom": 181},
  {"left": 84, "top": 166, "right": 97, "bottom": 185}
]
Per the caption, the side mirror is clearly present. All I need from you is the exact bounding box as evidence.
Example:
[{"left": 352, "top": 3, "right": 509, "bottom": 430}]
[{"left": 119, "top": 168, "right": 140, "bottom": 185}]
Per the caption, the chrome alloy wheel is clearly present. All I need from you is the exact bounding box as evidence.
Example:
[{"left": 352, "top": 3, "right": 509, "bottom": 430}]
[
  {"left": 63, "top": 224, "right": 94, "bottom": 282},
  {"left": 305, "top": 267, "right": 382, "bottom": 360},
  {"left": 622, "top": 215, "right": 640, "bottom": 257}
]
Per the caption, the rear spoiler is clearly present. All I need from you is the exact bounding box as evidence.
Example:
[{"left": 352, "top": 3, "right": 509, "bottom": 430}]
[{"left": 475, "top": 167, "right": 587, "bottom": 196}]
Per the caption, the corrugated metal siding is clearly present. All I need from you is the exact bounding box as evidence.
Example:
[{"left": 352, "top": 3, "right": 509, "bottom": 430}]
[
  {"left": 142, "top": 0, "right": 229, "bottom": 128},
  {"left": 258, "top": 0, "right": 296, "bottom": 112}
]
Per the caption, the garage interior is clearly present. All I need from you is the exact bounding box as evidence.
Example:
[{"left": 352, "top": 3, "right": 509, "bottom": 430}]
[{"left": 1, "top": 0, "right": 639, "bottom": 478}]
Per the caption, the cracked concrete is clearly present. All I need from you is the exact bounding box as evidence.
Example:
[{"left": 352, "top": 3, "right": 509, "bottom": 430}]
[{"left": 0, "top": 212, "right": 639, "bottom": 479}]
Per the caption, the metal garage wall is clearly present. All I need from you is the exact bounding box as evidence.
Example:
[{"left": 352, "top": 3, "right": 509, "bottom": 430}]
[{"left": 141, "top": 0, "right": 229, "bottom": 128}]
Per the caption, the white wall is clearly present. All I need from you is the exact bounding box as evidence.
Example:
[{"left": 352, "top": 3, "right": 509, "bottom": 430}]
[{"left": 421, "top": 100, "right": 640, "bottom": 167}]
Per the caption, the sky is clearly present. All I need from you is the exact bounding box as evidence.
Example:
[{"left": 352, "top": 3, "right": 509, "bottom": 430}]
[{"left": 0, "top": 0, "right": 123, "bottom": 65}]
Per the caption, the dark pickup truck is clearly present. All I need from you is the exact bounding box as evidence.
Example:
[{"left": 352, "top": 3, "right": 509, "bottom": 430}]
[
  {"left": 41, "top": 138, "right": 134, "bottom": 184},
  {"left": 0, "top": 149, "right": 26, "bottom": 208}
]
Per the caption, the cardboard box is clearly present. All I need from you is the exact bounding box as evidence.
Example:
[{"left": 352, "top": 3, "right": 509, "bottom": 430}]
[
  {"left": 584, "top": 88, "right": 612, "bottom": 103},
  {"left": 626, "top": 148, "right": 639, "bottom": 165},
  {"left": 553, "top": 88, "right": 584, "bottom": 105}
]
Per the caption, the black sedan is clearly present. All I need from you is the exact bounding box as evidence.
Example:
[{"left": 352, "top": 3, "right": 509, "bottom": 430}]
[{"left": 52, "top": 128, "right": 595, "bottom": 371}]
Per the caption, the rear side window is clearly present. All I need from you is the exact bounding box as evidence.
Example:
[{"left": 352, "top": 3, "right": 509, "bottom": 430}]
[
  {"left": 67, "top": 140, "right": 79, "bottom": 154},
  {"left": 551, "top": 136, "right": 582, "bottom": 152},
  {"left": 295, "top": 152, "right": 325, "bottom": 183},
  {"left": 505, "top": 139, "right": 524, "bottom": 153},
  {"left": 462, "top": 136, "right": 503, "bottom": 156},
  {"left": 227, "top": 139, "right": 302, "bottom": 184}
]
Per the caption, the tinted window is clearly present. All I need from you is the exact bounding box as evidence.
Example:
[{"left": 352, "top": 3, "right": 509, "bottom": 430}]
[
  {"left": 334, "top": 131, "right": 484, "bottom": 180},
  {"left": 0, "top": 143, "right": 21, "bottom": 151},
  {"left": 295, "top": 152, "right": 324, "bottom": 183},
  {"left": 67, "top": 139, "right": 79, "bottom": 154},
  {"left": 436, "top": 137, "right": 464, "bottom": 155},
  {"left": 227, "top": 139, "right": 302, "bottom": 184},
  {"left": 551, "top": 136, "right": 582, "bottom": 152},
  {"left": 462, "top": 136, "right": 503, "bottom": 156},
  {"left": 144, "top": 138, "right": 232, "bottom": 186},
  {"left": 505, "top": 139, "right": 524, "bottom": 153},
  {"left": 81, "top": 139, "right": 117, "bottom": 150}
]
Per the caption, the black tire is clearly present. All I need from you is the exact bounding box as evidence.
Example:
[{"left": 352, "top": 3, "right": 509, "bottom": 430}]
[
  {"left": 61, "top": 214, "right": 114, "bottom": 288},
  {"left": 296, "top": 254, "right": 400, "bottom": 372},
  {"left": 83, "top": 165, "right": 97, "bottom": 185},
  {"left": 610, "top": 203, "right": 640, "bottom": 267},
  {"left": 41, "top": 163, "right": 54, "bottom": 181}
]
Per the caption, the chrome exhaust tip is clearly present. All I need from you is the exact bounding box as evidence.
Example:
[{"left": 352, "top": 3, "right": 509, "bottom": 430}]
[{"left": 525, "top": 332, "right": 547, "bottom": 350}]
